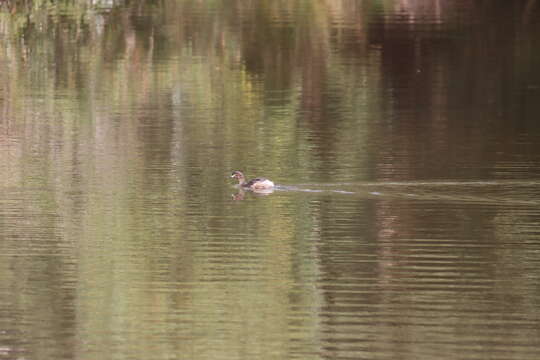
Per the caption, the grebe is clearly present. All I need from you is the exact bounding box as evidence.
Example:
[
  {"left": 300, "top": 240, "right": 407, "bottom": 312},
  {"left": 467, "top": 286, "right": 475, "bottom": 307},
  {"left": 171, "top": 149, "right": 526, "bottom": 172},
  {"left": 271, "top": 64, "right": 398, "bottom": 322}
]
[{"left": 230, "top": 171, "right": 274, "bottom": 190}]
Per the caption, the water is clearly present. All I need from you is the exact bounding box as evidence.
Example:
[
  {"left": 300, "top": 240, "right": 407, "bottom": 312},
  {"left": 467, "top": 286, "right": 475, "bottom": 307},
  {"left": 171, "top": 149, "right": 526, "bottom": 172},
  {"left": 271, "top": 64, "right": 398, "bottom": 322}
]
[{"left": 1, "top": 1, "right": 540, "bottom": 359}]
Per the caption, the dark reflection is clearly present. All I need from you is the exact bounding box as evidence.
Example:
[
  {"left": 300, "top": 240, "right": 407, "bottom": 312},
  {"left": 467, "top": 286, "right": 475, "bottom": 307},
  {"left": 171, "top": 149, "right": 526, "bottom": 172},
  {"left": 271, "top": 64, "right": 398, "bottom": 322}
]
[
  {"left": 367, "top": 1, "right": 540, "bottom": 181},
  {"left": 231, "top": 187, "right": 274, "bottom": 201},
  {"left": 1, "top": 1, "right": 540, "bottom": 360}
]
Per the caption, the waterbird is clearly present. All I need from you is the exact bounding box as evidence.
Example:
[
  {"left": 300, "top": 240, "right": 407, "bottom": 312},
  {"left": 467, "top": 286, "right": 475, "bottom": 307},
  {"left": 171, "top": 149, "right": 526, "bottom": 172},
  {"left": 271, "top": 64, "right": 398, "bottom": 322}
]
[{"left": 230, "top": 171, "right": 274, "bottom": 191}]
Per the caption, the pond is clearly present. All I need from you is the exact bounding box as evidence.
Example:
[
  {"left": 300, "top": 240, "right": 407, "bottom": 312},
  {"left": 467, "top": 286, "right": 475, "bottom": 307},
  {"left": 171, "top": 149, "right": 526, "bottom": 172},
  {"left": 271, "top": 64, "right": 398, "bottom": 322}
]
[{"left": 1, "top": 1, "right": 540, "bottom": 359}]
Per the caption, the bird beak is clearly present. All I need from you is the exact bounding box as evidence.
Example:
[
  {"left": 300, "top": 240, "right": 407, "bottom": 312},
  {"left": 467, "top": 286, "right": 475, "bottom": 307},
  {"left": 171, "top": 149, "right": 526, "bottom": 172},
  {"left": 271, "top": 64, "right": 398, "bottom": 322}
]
[{"left": 230, "top": 174, "right": 235, "bottom": 178}]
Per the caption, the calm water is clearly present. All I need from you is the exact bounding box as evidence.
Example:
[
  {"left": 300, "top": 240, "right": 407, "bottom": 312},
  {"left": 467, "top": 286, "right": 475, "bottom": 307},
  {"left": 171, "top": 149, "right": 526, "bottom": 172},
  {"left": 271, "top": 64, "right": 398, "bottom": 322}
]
[{"left": 1, "top": 1, "right": 540, "bottom": 359}]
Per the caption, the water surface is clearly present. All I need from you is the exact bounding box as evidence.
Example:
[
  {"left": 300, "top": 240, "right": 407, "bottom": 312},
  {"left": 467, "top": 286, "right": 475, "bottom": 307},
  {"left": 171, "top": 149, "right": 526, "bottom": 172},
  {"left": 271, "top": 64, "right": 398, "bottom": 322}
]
[{"left": 1, "top": 1, "right": 540, "bottom": 359}]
